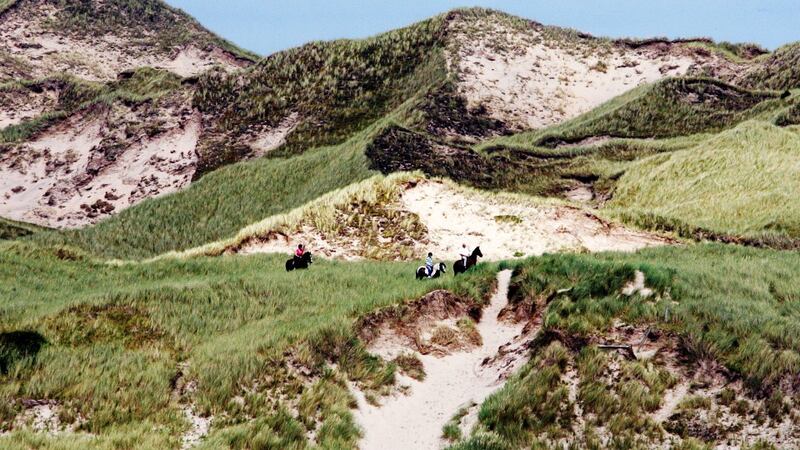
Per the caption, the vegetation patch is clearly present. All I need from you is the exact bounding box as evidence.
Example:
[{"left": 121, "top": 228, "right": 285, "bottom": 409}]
[
  {"left": 392, "top": 353, "right": 425, "bottom": 381},
  {"left": 193, "top": 15, "right": 450, "bottom": 171},
  {"left": 42, "top": 303, "right": 166, "bottom": 349},
  {"left": 610, "top": 121, "right": 800, "bottom": 241},
  {"left": 740, "top": 42, "right": 800, "bottom": 91},
  {"left": 50, "top": 0, "right": 257, "bottom": 60},
  {"left": 774, "top": 101, "right": 800, "bottom": 127},
  {"left": 0, "top": 218, "right": 45, "bottom": 240}
]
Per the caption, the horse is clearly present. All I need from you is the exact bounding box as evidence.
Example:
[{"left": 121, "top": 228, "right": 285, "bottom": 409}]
[
  {"left": 286, "top": 252, "right": 313, "bottom": 271},
  {"left": 416, "top": 262, "right": 447, "bottom": 280},
  {"left": 453, "top": 247, "right": 483, "bottom": 275}
]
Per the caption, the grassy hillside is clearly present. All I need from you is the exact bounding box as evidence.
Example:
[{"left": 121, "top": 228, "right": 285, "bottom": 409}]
[
  {"left": 450, "top": 244, "right": 800, "bottom": 449},
  {"left": 3, "top": 240, "right": 800, "bottom": 448},
  {"left": 0, "top": 218, "right": 45, "bottom": 240},
  {"left": 0, "top": 240, "right": 495, "bottom": 448},
  {"left": 193, "top": 15, "right": 450, "bottom": 172},
  {"left": 740, "top": 42, "right": 800, "bottom": 91},
  {"left": 609, "top": 121, "right": 800, "bottom": 242}
]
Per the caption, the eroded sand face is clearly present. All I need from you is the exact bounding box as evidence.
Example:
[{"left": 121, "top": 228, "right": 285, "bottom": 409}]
[
  {"left": 0, "top": 2, "right": 247, "bottom": 81},
  {"left": 0, "top": 111, "right": 201, "bottom": 228},
  {"left": 402, "top": 181, "right": 670, "bottom": 261},
  {"left": 450, "top": 20, "right": 740, "bottom": 130},
  {"left": 0, "top": 87, "right": 58, "bottom": 128}
]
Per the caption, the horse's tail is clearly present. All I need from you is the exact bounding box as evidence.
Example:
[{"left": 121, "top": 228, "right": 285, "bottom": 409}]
[{"left": 285, "top": 259, "right": 294, "bottom": 271}]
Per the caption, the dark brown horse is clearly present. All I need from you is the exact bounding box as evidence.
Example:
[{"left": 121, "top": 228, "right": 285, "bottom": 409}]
[
  {"left": 286, "top": 252, "right": 313, "bottom": 271},
  {"left": 453, "top": 247, "right": 482, "bottom": 275}
]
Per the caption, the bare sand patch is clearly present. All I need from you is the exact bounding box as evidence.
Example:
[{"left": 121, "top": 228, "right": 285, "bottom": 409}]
[
  {"left": 0, "top": 87, "right": 58, "bottom": 128},
  {"left": 352, "top": 270, "right": 536, "bottom": 450},
  {"left": 0, "top": 108, "right": 201, "bottom": 228},
  {"left": 248, "top": 113, "right": 300, "bottom": 157},
  {"left": 449, "top": 19, "right": 741, "bottom": 131},
  {"left": 402, "top": 180, "right": 671, "bottom": 261}
]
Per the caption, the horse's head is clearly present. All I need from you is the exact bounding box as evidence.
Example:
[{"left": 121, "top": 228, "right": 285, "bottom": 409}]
[
  {"left": 304, "top": 252, "right": 313, "bottom": 263},
  {"left": 439, "top": 262, "right": 447, "bottom": 273},
  {"left": 473, "top": 247, "right": 483, "bottom": 258}
]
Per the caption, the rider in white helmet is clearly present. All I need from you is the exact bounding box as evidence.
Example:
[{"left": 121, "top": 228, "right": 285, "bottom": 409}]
[{"left": 459, "top": 243, "right": 469, "bottom": 269}]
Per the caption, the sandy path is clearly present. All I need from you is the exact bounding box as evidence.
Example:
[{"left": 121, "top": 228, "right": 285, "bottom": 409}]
[
  {"left": 653, "top": 381, "right": 690, "bottom": 423},
  {"left": 352, "top": 270, "right": 530, "bottom": 450}
]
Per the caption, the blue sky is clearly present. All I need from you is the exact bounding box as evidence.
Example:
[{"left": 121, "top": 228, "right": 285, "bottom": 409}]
[{"left": 165, "top": 0, "right": 799, "bottom": 56}]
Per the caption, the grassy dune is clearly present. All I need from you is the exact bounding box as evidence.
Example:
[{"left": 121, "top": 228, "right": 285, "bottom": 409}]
[
  {"left": 452, "top": 244, "right": 800, "bottom": 448},
  {"left": 194, "top": 14, "right": 449, "bottom": 170},
  {"left": 610, "top": 121, "right": 800, "bottom": 240},
  {"left": 0, "top": 240, "right": 495, "bottom": 448},
  {"left": 50, "top": 0, "right": 258, "bottom": 61},
  {"left": 480, "top": 78, "right": 783, "bottom": 152},
  {"left": 3, "top": 239, "right": 800, "bottom": 448},
  {"left": 740, "top": 42, "right": 800, "bottom": 91}
]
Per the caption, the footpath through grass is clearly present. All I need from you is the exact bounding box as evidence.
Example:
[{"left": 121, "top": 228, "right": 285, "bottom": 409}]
[
  {"left": 0, "top": 240, "right": 495, "bottom": 448},
  {"left": 451, "top": 243, "right": 800, "bottom": 449}
]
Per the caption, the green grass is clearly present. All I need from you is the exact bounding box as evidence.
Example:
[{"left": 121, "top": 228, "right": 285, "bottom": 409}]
[
  {"left": 50, "top": 0, "right": 258, "bottom": 61},
  {"left": 0, "top": 239, "right": 496, "bottom": 447},
  {"left": 609, "top": 120, "right": 800, "bottom": 240},
  {"left": 741, "top": 42, "right": 800, "bottom": 91},
  {"left": 775, "top": 100, "right": 800, "bottom": 127},
  {"left": 453, "top": 243, "right": 800, "bottom": 448},
  {"left": 193, "top": 14, "right": 449, "bottom": 171},
  {"left": 0, "top": 218, "right": 46, "bottom": 240}
]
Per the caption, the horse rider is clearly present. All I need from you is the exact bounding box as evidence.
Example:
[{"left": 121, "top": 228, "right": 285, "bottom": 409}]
[
  {"left": 459, "top": 243, "right": 469, "bottom": 269},
  {"left": 425, "top": 252, "right": 434, "bottom": 277},
  {"left": 294, "top": 244, "right": 305, "bottom": 262}
]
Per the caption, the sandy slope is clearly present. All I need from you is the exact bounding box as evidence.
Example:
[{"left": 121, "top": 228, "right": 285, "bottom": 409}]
[
  {"left": 0, "top": 108, "right": 201, "bottom": 228},
  {"left": 402, "top": 181, "right": 670, "bottom": 261},
  {"left": 449, "top": 18, "right": 741, "bottom": 130},
  {"left": 236, "top": 179, "right": 671, "bottom": 261},
  {"left": 353, "top": 270, "right": 532, "bottom": 450},
  {"left": 0, "top": 86, "right": 58, "bottom": 128},
  {"left": 0, "top": 2, "right": 247, "bottom": 81}
]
